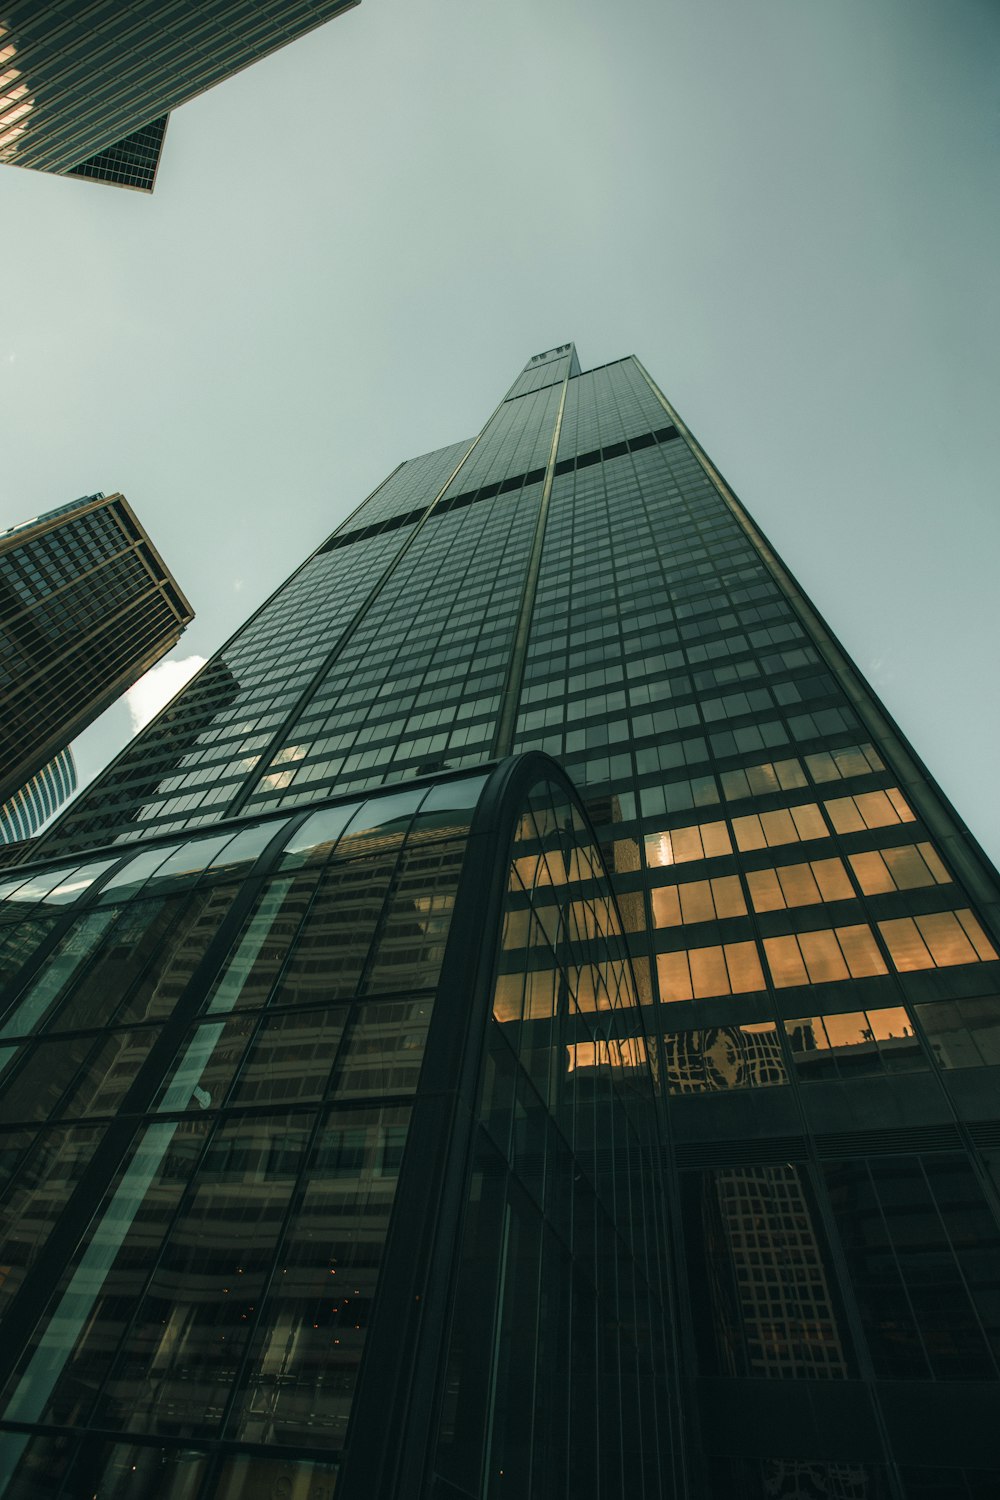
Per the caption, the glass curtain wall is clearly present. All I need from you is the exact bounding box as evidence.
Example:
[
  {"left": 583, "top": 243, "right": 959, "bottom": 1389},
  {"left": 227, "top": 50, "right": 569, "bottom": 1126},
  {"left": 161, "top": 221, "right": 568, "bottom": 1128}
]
[{"left": 0, "top": 757, "right": 672, "bottom": 1500}]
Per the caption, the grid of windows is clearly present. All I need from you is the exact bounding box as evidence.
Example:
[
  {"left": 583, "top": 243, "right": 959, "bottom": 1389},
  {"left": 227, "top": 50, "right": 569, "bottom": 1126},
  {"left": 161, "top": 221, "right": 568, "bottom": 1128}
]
[
  {"left": 0, "top": 3, "right": 356, "bottom": 182},
  {"left": 0, "top": 494, "right": 192, "bottom": 810},
  {"left": 14, "top": 347, "right": 1000, "bottom": 1493}
]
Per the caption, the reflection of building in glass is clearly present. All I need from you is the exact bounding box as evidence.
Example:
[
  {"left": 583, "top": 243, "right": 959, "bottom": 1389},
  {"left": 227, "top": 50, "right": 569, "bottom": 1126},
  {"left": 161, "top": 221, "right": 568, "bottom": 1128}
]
[
  {"left": 0, "top": 747, "right": 75, "bottom": 844},
  {"left": 0, "top": 2, "right": 357, "bottom": 192},
  {"left": 3, "top": 346, "right": 1000, "bottom": 1494},
  {"left": 700, "top": 1163, "right": 850, "bottom": 1379},
  {"left": 0, "top": 493, "right": 193, "bottom": 812}
]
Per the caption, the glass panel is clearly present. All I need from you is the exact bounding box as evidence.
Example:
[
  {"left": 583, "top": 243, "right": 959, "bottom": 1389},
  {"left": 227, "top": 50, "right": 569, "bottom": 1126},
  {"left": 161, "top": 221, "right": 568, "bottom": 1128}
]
[
  {"left": 678, "top": 881, "right": 714, "bottom": 925},
  {"left": 229, "top": 1006, "right": 348, "bottom": 1107},
  {"left": 97, "top": 845, "right": 181, "bottom": 899},
  {"left": 916, "top": 911, "right": 981, "bottom": 967},
  {"left": 58, "top": 1026, "right": 161, "bottom": 1117},
  {"left": 280, "top": 801, "right": 365, "bottom": 866},
  {"left": 147, "top": 833, "right": 236, "bottom": 885},
  {"left": 0, "top": 907, "right": 118, "bottom": 1039},
  {"left": 747, "top": 867, "right": 783, "bottom": 913},
  {"left": 849, "top": 850, "right": 894, "bottom": 895},
  {"left": 44, "top": 861, "right": 115, "bottom": 904},
  {"left": 224, "top": 1105, "right": 410, "bottom": 1448},
  {"left": 812, "top": 857, "right": 854, "bottom": 901},
  {"left": 878, "top": 917, "right": 934, "bottom": 971},
  {"left": 764, "top": 935, "right": 809, "bottom": 988},
  {"left": 335, "top": 996, "right": 433, "bottom": 1098},
  {"left": 798, "top": 930, "right": 849, "bottom": 984},
  {"left": 712, "top": 875, "right": 746, "bottom": 918},
  {"left": 837, "top": 924, "right": 888, "bottom": 978},
  {"left": 776, "top": 862, "right": 820, "bottom": 906},
  {"left": 155, "top": 1013, "right": 258, "bottom": 1113},
  {"left": 0, "top": 1125, "right": 106, "bottom": 1319},
  {"left": 207, "top": 820, "right": 287, "bottom": 873}
]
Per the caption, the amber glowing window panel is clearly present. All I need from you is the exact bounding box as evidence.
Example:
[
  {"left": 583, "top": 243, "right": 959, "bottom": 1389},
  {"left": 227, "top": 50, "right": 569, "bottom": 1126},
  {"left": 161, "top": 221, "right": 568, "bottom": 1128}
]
[
  {"left": 879, "top": 909, "right": 998, "bottom": 971},
  {"left": 732, "top": 802, "right": 828, "bottom": 852},
  {"left": 654, "top": 875, "right": 747, "bottom": 928},
  {"left": 825, "top": 788, "right": 916, "bottom": 835},
  {"left": 850, "top": 842, "right": 952, "bottom": 895},
  {"left": 657, "top": 940, "right": 765, "bottom": 1002},
  {"left": 764, "top": 924, "right": 887, "bottom": 988},
  {"left": 644, "top": 819, "right": 733, "bottom": 868},
  {"left": 651, "top": 885, "right": 682, "bottom": 927},
  {"left": 679, "top": 881, "right": 715, "bottom": 925},
  {"left": 747, "top": 857, "right": 853, "bottom": 913}
]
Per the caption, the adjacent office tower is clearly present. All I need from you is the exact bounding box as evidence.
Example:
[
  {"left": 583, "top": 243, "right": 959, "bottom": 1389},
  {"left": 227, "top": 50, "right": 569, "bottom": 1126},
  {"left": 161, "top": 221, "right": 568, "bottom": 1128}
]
[
  {"left": 0, "top": 748, "right": 76, "bottom": 846},
  {"left": 0, "top": 348, "right": 998, "bottom": 1500},
  {"left": 0, "top": 1, "right": 358, "bottom": 192},
  {"left": 0, "top": 493, "right": 194, "bottom": 810}
]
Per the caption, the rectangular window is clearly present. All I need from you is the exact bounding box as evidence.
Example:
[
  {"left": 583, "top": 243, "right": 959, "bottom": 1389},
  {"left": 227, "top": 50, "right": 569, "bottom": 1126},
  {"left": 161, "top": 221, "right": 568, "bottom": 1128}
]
[
  {"left": 785, "top": 1005, "right": 923, "bottom": 1080},
  {"left": 657, "top": 940, "right": 765, "bottom": 1001},
  {"left": 764, "top": 925, "right": 888, "bottom": 987},
  {"left": 720, "top": 758, "right": 807, "bottom": 800},
  {"left": 824, "top": 788, "right": 915, "bottom": 834},
  {"left": 644, "top": 820, "right": 733, "bottom": 868},
  {"left": 915, "top": 997, "right": 1000, "bottom": 1069},
  {"left": 805, "top": 743, "right": 885, "bottom": 782},
  {"left": 746, "top": 856, "right": 854, "bottom": 912},
  {"left": 848, "top": 841, "right": 950, "bottom": 894},
  {"left": 651, "top": 875, "right": 747, "bottom": 927},
  {"left": 664, "top": 1021, "right": 787, "bottom": 1093},
  {"left": 731, "top": 802, "right": 828, "bottom": 852},
  {"left": 878, "top": 909, "right": 998, "bottom": 971}
]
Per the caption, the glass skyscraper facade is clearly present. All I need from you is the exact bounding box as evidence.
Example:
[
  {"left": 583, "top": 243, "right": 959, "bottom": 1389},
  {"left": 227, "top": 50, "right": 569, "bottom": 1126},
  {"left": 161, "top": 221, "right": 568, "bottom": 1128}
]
[
  {"left": 0, "top": 749, "right": 76, "bottom": 846},
  {"left": 0, "top": 493, "right": 193, "bottom": 811},
  {"left": 1, "top": 346, "right": 999, "bottom": 1498},
  {"left": 0, "top": 1, "right": 358, "bottom": 191}
]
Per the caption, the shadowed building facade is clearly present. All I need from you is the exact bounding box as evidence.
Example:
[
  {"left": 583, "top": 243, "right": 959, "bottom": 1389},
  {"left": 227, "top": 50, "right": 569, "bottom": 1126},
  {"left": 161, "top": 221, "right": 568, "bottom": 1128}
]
[
  {"left": 0, "top": 493, "right": 193, "bottom": 811},
  {"left": 0, "top": 1, "right": 358, "bottom": 192},
  {"left": 1, "top": 347, "right": 1000, "bottom": 1498}
]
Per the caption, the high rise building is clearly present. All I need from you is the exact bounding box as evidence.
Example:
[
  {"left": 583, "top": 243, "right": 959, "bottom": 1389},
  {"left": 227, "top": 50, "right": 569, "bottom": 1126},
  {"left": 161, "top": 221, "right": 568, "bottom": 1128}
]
[
  {"left": 0, "top": 492, "right": 194, "bottom": 810},
  {"left": 0, "top": 1, "right": 358, "bottom": 192},
  {"left": 0, "top": 748, "right": 76, "bottom": 846},
  {"left": 1, "top": 346, "right": 999, "bottom": 1499}
]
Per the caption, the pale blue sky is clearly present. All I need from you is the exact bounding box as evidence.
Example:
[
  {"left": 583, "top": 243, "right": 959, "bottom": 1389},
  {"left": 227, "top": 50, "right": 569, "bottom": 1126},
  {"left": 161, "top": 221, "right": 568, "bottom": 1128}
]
[{"left": 2, "top": 0, "right": 998, "bottom": 861}]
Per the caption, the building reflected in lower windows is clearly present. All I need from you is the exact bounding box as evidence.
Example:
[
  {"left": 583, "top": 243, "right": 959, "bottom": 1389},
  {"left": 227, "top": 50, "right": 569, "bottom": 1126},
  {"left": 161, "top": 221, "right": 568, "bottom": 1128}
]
[{"left": 686, "top": 1163, "right": 851, "bottom": 1382}]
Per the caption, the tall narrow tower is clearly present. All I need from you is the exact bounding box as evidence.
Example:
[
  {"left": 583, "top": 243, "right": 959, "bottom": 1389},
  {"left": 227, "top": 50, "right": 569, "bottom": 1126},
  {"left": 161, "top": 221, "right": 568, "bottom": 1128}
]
[{"left": 1, "top": 349, "right": 998, "bottom": 1500}]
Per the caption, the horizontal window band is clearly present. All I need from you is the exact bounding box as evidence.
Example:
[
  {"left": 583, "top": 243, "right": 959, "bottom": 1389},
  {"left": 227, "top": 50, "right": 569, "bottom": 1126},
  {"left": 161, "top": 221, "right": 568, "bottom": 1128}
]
[
  {"left": 553, "top": 426, "right": 679, "bottom": 477},
  {"left": 317, "top": 468, "right": 547, "bottom": 555}
]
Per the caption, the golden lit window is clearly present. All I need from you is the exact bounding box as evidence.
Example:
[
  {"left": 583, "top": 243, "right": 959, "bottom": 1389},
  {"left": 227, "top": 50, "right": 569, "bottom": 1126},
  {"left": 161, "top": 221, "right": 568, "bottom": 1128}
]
[
  {"left": 651, "top": 875, "right": 747, "bottom": 927},
  {"left": 747, "top": 855, "right": 855, "bottom": 913},
  {"left": 849, "top": 841, "right": 951, "bottom": 895},
  {"left": 657, "top": 940, "right": 765, "bottom": 1001},
  {"left": 644, "top": 819, "right": 733, "bottom": 867},
  {"left": 764, "top": 924, "right": 888, "bottom": 988},
  {"left": 824, "top": 787, "right": 915, "bottom": 834},
  {"left": 732, "top": 802, "right": 828, "bottom": 853},
  {"left": 879, "top": 909, "right": 998, "bottom": 971}
]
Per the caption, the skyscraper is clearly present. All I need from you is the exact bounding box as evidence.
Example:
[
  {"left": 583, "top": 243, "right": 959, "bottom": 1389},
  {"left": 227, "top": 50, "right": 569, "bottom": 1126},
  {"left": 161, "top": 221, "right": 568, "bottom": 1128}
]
[
  {"left": 0, "top": 1, "right": 359, "bottom": 192},
  {"left": 1, "top": 346, "right": 999, "bottom": 1499},
  {"left": 0, "top": 748, "right": 76, "bottom": 846},
  {"left": 0, "top": 493, "right": 194, "bottom": 810}
]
